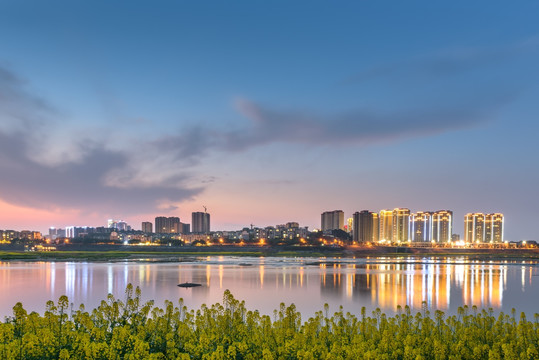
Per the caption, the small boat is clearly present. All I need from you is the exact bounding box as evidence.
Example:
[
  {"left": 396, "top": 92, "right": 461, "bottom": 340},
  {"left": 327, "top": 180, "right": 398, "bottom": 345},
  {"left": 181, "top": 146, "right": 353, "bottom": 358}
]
[
  {"left": 177, "top": 282, "right": 202, "bottom": 288},
  {"left": 238, "top": 263, "right": 253, "bottom": 266}
]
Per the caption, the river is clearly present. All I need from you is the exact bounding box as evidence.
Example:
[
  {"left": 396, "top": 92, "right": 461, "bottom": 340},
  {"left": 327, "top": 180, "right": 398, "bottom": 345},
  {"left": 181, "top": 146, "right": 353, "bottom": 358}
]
[{"left": 1, "top": 256, "right": 538, "bottom": 318}]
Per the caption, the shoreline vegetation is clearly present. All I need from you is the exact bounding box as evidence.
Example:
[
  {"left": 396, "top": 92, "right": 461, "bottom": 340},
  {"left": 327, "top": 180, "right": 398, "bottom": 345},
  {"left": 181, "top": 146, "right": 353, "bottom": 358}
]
[
  {"left": 1, "top": 244, "right": 539, "bottom": 261},
  {"left": 1, "top": 285, "right": 537, "bottom": 359}
]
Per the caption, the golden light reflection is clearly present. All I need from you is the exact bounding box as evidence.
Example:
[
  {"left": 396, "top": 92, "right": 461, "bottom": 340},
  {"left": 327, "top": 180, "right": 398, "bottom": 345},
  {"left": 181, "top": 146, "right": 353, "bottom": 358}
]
[
  {"left": 318, "top": 260, "right": 508, "bottom": 312},
  {"left": 219, "top": 265, "right": 223, "bottom": 289}
]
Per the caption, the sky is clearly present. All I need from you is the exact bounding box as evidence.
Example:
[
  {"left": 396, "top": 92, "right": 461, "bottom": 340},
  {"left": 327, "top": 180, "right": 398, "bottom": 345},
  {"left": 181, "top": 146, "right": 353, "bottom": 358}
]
[{"left": 0, "top": 1, "right": 538, "bottom": 240}]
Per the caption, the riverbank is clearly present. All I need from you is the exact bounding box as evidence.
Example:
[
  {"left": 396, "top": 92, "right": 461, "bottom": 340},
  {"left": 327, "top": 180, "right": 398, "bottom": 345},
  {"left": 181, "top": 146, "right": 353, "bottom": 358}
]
[{"left": 1, "top": 243, "right": 539, "bottom": 261}]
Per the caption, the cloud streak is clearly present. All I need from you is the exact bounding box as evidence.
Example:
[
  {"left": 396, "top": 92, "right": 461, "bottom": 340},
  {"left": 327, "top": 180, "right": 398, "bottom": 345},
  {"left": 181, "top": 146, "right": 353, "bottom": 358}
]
[
  {"left": 226, "top": 97, "right": 497, "bottom": 149},
  {"left": 347, "top": 35, "right": 539, "bottom": 84}
]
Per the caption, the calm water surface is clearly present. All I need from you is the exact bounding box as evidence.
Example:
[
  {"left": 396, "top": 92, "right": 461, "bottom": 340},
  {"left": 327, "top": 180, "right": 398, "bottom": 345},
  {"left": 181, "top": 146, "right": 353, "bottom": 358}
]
[{"left": 1, "top": 256, "right": 538, "bottom": 318}]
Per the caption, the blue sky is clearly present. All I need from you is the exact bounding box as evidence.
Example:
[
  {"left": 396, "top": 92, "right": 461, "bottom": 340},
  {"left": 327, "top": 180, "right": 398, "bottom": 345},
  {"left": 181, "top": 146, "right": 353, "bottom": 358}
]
[{"left": 0, "top": 1, "right": 538, "bottom": 239}]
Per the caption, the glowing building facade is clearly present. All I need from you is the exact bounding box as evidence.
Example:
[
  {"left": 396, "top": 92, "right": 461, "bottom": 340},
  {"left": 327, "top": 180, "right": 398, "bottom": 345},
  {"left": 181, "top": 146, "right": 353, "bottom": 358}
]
[
  {"left": 464, "top": 213, "right": 485, "bottom": 243},
  {"left": 392, "top": 208, "right": 410, "bottom": 242},
  {"left": 485, "top": 213, "right": 504, "bottom": 243},
  {"left": 410, "top": 211, "right": 432, "bottom": 242},
  {"left": 379, "top": 210, "right": 393, "bottom": 242},
  {"left": 372, "top": 213, "right": 380, "bottom": 242},
  {"left": 432, "top": 210, "right": 453, "bottom": 243}
]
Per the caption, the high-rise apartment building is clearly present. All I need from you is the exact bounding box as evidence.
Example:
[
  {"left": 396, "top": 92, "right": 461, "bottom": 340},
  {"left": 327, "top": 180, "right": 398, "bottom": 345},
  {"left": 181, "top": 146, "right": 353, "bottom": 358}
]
[
  {"left": 410, "top": 211, "right": 432, "bottom": 242},
  {"left": 141, "top": 222, "right": 153, "bottom": 234},
  {"left": 180, "top": 222, "right": 190, "bottom": 234},
  {"left": 155, "top": 216, "right": 180, "bottom": 234},
  {"left": 352, "top": 212, "right": 360, "bottom": 242},
  {"left": 192, "top": 212, "right": 210, "bottom": 234},
  {"left": 392, "top": 208, "right": 410, "bottom": 242},
  {"left": 464, "top": 213, "right": 485, "bottom": 243},
  {"left": 432, "top": 210, "right": 453, "bottom": 243},
  {"left": 372, "top": 213, "right": 380, "bottom": 242},
  {"left": 379, "top": 210, "right": 393, "bottom": 242},
  {"left": 346, "top": 217, "right": 353, "bottom": 234},
  {"left": 321, "top": 210, "right": 344, "bottom": 231},
  {"left": 352, "top": 210, "right": 375, "bottom": 243},
  {"left": 485, "top": 213, "right": 504, "bottom": 243}
]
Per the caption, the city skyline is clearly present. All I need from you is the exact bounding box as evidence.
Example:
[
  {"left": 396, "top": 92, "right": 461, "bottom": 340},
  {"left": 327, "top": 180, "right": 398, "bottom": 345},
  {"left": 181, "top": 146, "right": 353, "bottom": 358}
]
[
  {"left": 11, "top": 206, "right": 507, "bottom": 242},
  {"left": 1, "top": 1, "right": 538, "bottom": 240}
]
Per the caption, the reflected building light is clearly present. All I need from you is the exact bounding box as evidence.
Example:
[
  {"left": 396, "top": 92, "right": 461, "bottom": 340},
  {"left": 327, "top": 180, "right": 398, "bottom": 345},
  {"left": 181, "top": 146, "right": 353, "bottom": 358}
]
[
  {"left": 219, "top": 265, "right": 223, "bottom": 289},
  {"left": 139, "top": 265, "right": 145, "bottom": 283},
  {"left": 107, "top": 264, "right": 113, "bottom": 294},
  {"left": 406, "top": 265, "right": 413, "bottom": 306},
  {"left": 463, "top": 265, "right": 468, "bottom": 305},
  {"left": 522, "top": 266, "right": 526, "bottom": 291},
  {"left": 50, "top": 262, "right": 56, "bottom": 294},
  {"left": 123, "top": 264, "right": 129, "bottom": 291},
  {"left": 299, "top": 267, "right": 304, "bottom": 288},
  {"left": 433, "top": 265, "right": 438, "bottom": 307},
  {"left": 481, "top": 265, "right": 492, "bottom": 306},
  {"left": 422, "top": 269, "right": 427, "bottom": 306},
  {"left": 489, "top": 265, "right": 493, "bottom": 305},
  {"left": 499, "top": 269, "right": 503, "bottom": 306},
  {"left": 503, "top": 266, "right": 507, "bottom": 290},
  {"left": 429, "top": 270, "right": 434, "bottom": 308},
  {"left": 346, "top": 273, "right": 353, "bottom": 298},
  {"left": 491, "top": 268, "right": 502, "bottom": 307},
  {"left": 445, "top": 265, "right": 450, "bottom": 308},
  {"left": 206, "top": 265, "right": 211, "bottom": 287},
  {"left": 65, "top": 263, "right": 76, "bottom": 300},
  {"left": 259, "top": 265, "right": 264, "bottom": 288},
  {"left": 82, "top": 264, "right": 88, "bottom": 298}
]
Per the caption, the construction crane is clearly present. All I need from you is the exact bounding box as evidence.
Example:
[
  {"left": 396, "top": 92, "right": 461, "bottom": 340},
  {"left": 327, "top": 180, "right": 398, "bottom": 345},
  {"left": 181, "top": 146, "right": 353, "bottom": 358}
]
[{"left": 203, "top": 205, "right": 207, "bottom": 213}]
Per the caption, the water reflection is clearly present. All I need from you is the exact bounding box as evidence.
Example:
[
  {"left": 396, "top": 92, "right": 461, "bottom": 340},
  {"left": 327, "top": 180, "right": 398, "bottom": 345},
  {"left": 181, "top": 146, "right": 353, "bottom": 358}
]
[
  {"left": 0, "top": 257, "right": 537, "bottom": 318},
  {"left": 317, "top": 261, "right": 506, "bottom": 311}
]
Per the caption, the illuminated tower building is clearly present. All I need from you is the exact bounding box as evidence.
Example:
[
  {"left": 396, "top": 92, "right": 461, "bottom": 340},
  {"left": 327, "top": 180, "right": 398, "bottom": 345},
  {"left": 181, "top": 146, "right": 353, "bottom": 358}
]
[
  {"left": 392, "top": 208, "right": 410, "bottom": 242},
  {"left": 485, "top": 213, "right": 504, "bottom": 243},
  {"left": 464, "top": 213, "right": 485, "bottom": 243},
  {"left": 192, "top": 211, "right": 210, "bottom": 234},
  {"left": 379, "top": 210, "right": 393, "bottom": 242},
  {"left": 321, "top": 210, "right": 344, "bottom": 231},
  {"left": 410, "top": 211, "right": 432, "bottom": 242},
  {"left": 432, "top": 210, "right": 453, "bottom": 243},
  {"left": 372, "top": 213, "right": 380, "bottom": 242},
  {"left": 347, "top": 217, "right": 353, "bottom": 234}
]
